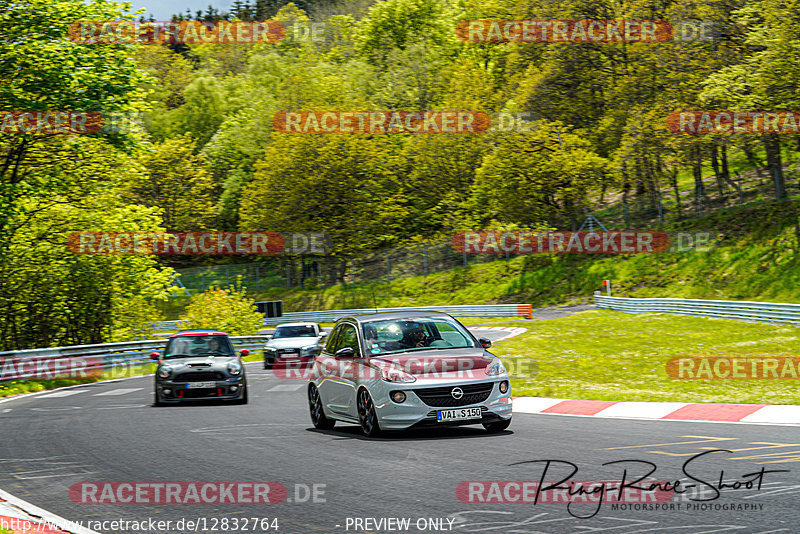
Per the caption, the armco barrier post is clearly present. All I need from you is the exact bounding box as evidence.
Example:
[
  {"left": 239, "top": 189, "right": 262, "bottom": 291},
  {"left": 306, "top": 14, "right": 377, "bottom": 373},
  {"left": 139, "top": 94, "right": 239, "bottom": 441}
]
[{"left": 602, "top": 279, "right": 612, "bottom": 296}]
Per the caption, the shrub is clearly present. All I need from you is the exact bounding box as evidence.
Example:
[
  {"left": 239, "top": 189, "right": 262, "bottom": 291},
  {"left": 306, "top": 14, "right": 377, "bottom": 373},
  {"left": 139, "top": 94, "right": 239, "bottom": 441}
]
[{"left": 178, "top": 285, "right": 263, "bottom": 336}]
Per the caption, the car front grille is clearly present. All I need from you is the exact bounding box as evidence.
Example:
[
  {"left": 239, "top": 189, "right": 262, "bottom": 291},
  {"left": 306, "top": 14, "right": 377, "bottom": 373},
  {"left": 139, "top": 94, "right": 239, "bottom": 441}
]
[
  {"left": 173, "top": 372, "right": 224, "bottom": 382},
  {"left": 181, "top": 388, "right": 220, "bottom": 398},
  {"left": 413, "top": 382, "right": 495, "bottom": 407}
]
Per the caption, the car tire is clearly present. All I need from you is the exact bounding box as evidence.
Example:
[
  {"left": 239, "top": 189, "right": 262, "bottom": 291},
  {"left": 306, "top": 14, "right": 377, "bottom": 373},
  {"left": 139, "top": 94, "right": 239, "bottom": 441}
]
[
  {"left": 153, "top": 385, "right": 164, "bottom": 407},
  {"left": 308, "top": 385, "right": 335, "bottom": 430},
  {"left": 483, "top": 419, "right": 511, "bottom": 433},
  {"left": 357, "top": 388, "right": 382, "bottom": 437},
  {"left": 234, "top": 385, "right": 248, "bottom": 405}
]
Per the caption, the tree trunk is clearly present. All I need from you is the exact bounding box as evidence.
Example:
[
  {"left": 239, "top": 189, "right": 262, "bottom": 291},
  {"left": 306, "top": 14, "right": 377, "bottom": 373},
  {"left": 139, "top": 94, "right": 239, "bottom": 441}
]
[
  {"left": 763, "top": 134, "right": 785, "bottom": 201},
  {"left": 710, "top": 144, "right": 726, "bottom": 200},
  {"left": 692, "top": 145, "right": 705, "bottom": 214},
  {"left": 669, "top": 168, "right": 681, "bottom": 215}
]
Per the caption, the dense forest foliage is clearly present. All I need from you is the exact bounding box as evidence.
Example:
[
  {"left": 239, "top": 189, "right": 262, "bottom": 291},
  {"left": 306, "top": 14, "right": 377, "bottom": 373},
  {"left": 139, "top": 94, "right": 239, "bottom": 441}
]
[{"left": 2, "top": 0, "right": 798, "bottom": 348}]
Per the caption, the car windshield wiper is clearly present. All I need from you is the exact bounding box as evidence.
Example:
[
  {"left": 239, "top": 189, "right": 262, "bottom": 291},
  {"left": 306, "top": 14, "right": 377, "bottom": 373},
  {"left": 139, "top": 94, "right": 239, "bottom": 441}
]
[
  {"left": 165, "top": 353, "right": 190, "bottom": 359},
  {"left": 196, "top": 351, "right": 231, "bottom": 357}
]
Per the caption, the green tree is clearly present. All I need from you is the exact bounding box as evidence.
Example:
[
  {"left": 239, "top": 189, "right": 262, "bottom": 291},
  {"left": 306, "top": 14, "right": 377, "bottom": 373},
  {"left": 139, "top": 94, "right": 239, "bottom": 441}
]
[
  {"left": 179, "top": 286, "right": 264, "bottom": 335},
  {"left": 0, "top": 0, "right": 149, "bottom": 245},
  {"left": 472, "top": 124, "right": 610, "bottom": 229},
  {"left": 125, "top": 135, "right": 218, "bottom": 232}
]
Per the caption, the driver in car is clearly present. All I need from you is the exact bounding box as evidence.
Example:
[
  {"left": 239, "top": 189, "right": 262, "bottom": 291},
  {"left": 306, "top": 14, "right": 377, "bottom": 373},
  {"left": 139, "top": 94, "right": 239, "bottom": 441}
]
[
  {"left": 404, "top": 322, "right": 429, "bottom": 348},
  {"left": 206, "top": 337, "right": 227, "bottom": 354}
]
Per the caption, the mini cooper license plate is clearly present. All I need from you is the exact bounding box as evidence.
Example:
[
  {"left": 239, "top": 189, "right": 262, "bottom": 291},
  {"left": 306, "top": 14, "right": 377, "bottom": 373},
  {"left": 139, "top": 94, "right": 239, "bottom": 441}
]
[
  {"left": 437, "top": 407, "right": 482, "bottom": 422},
  {"left": 186, "top": 381, "right": 216, "bottom": 389}
]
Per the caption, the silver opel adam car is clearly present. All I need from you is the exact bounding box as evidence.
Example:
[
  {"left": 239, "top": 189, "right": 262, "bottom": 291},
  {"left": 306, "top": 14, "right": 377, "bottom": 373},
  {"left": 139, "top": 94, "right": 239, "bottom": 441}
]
[
  {"left": 150, "top": 330, "right": 249, "bottom": 406},
  {"left": 307, "top": 312, "right": 512, "bottom": 436}
]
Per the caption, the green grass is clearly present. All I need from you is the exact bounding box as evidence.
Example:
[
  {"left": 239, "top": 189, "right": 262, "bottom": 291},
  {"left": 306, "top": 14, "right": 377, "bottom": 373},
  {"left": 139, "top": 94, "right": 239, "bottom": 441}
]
[{"left": 494, "top": 309, "right": 800, "bottom": 404}]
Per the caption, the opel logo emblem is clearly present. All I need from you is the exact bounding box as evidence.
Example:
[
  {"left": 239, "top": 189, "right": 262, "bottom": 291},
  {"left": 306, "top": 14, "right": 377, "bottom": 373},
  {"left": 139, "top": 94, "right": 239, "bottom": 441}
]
[{"left": 451, "top": 387, "right": 464, "bottom": 400}]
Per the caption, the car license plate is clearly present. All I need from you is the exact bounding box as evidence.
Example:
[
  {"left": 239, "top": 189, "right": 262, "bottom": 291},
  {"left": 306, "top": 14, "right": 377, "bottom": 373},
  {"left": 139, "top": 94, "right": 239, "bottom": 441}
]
[
  {"left": 186, "top": 382, "right": 216, "bottom": 389},
  {"left": 437, "top": 407, "right": 482, "bottom": 422}
]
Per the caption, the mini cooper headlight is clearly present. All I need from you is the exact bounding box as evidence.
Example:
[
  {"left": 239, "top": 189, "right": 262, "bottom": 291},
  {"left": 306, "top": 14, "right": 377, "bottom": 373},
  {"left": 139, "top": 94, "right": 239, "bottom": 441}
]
[
  {"left": 485, "top": 358, "right": 506, "bottom": 376},
  {"left": 379, "top": 365, "right": 416, "bottom": 383},
  {"left": 228, "top": 362, "right": 243, "bottom": 375},
  {"left": 158, "top": 365, "right": 173, "bottom": 379}
]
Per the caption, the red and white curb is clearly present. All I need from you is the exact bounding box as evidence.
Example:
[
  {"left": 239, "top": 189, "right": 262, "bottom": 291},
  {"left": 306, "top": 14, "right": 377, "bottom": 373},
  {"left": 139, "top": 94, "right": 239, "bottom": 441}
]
[
  {"left": 0, "top": 488, "right": 98, "bottom": 534},
  {"left": 470, "top": 326, "right": 526, "bottom": 342},
  {"left": 513, "top": 397, "right": 800, "bottom": 426}
]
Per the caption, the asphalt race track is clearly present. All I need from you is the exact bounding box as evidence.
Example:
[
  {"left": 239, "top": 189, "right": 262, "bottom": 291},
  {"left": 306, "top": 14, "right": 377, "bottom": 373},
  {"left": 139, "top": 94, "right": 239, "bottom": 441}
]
[{"left": 1, "top": 331, "right": 798, "bottom": 534}]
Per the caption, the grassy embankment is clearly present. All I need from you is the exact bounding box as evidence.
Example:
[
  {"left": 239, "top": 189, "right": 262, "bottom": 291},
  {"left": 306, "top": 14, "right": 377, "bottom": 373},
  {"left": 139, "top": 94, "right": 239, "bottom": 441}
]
[
  {"left": 477, "top": 310, "right": 800, "bottom": 404},
  {"left": 233, "top": 200, "right": 800, "bottom": 311}
]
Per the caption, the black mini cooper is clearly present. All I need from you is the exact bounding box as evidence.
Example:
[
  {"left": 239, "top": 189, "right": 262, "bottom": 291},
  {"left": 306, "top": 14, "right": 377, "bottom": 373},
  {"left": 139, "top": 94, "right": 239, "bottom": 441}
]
[{"left": 150, "top": 330, "right": 249, "bottom": 406}]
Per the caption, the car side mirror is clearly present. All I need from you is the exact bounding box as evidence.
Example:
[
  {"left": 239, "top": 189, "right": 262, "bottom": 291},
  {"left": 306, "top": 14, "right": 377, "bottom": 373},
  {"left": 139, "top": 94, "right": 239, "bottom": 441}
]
[
  {"left": 335, "top": 347, "right": 355, "bottom": 359},
  {"left": 265, "top": 334, "right": 273, "bottom": 340},
  {"left": 240, "top": 349, "right": 250, "bottom": 357},
  {"left": 479, "top": 338, "right": 492, "bottom": 349},
  {"left": 319, "top": 331, "right": 328, "bottom": 338},
  {"left": 149, "top": 351, "right": 160, "bottom": 360}
]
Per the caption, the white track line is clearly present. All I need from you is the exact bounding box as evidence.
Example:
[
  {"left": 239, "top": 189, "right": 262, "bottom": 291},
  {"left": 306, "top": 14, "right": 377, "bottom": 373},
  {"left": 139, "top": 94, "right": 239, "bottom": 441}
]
[
  {"left": 34, "top": 390, "right": 88, "bottom": 399},
  {"left": 93, "top": 388, "right": 142, "bottom": 396}
]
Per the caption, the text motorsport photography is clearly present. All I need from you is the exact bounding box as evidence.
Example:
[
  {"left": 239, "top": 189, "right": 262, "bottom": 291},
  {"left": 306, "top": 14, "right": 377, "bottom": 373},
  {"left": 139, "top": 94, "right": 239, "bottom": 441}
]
[{"left": 457, "top": 450, "right": 783, "bottom": 519}]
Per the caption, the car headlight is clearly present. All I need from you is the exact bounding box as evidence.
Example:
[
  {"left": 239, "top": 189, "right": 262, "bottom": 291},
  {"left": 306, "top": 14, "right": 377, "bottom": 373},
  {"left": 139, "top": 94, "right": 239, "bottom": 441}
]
[
  {"left": 158, "top": 365, "right": 173, "bottom": 379},
  {"left": 379, "top": 365, "right": 416, "bottom": 383},
  {"left": 485, "top": 358, "right": 506, "bottom": 376},
  {"left": 228, "top": 362, "right": 243, "bottom": 375},
  {"left": 264, "top": 346, "right": 277, "bottom": 352}
]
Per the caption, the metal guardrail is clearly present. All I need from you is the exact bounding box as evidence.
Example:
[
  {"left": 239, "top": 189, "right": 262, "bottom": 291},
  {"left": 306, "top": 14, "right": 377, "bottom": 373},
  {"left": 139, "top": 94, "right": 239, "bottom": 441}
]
[
  {"left": 261, "top": 304, "right": 534, "bottom": 325},
  {"left": 595, "top": 295, "right": 800, "bottom": 325},
  {"left": 0, "top": 336, "right": 269, "bottom": 383},
  {"left": 155, "top": 304, "right": 533, "bottom": 329}
]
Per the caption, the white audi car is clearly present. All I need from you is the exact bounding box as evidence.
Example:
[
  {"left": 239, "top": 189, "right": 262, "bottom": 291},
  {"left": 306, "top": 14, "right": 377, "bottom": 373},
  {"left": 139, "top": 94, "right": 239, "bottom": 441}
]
[{"left": 263, "top": 322, "right": 327, "bottom": 369}]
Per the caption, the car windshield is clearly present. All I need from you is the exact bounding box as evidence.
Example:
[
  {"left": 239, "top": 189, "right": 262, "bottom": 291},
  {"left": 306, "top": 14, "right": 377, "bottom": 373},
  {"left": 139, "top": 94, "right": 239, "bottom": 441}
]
[
  {"left": 274, "top": 325, "right": 317, "bottom": 338},
  {"left": 362, "top": 317, "right": 476, "bottom": 356},
  {"left": 164, "top": 335, "right": 234, "bottom": 358}
]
